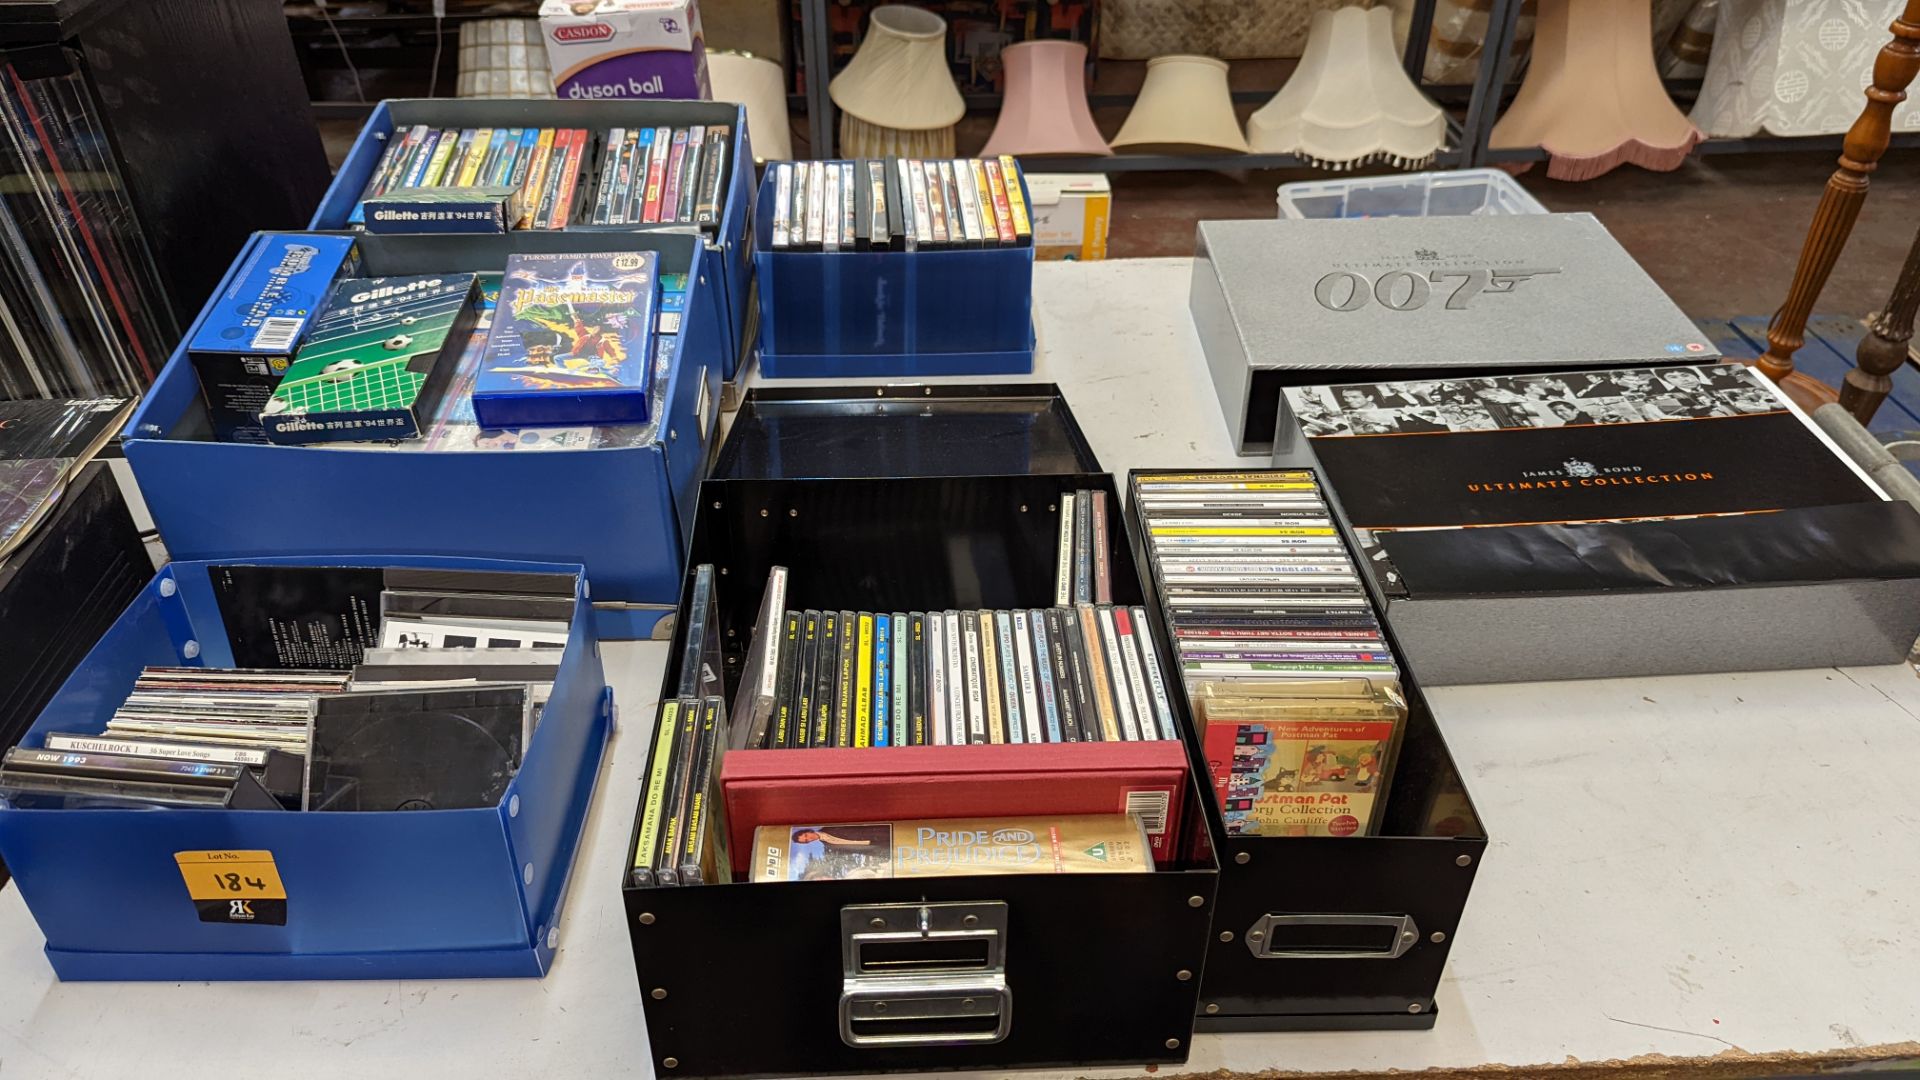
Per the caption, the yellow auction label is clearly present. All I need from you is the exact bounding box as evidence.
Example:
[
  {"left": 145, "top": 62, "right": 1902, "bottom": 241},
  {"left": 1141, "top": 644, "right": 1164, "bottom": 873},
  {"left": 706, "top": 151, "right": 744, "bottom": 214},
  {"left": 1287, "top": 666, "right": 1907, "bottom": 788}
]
[{"left": 175, "top": 851, "right": 288, "bottom": 925}]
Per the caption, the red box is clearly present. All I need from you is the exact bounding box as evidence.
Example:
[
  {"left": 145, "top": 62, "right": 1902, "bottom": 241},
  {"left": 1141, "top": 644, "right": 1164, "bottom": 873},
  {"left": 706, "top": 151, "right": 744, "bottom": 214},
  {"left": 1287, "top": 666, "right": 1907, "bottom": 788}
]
[{"left": 721, "top": 741, "right": 1189, "bottom": 876}]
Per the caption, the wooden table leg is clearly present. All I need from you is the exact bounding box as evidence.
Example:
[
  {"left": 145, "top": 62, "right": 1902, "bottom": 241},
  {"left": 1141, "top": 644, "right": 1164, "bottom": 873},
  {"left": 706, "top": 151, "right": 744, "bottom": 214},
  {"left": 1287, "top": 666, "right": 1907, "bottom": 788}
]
[
  {"left": 1845, "top": 223, "right": 1920, "bottom": 423},
  {"left": 1755, "top": 2, "right": 1920, "bottom": 392}
]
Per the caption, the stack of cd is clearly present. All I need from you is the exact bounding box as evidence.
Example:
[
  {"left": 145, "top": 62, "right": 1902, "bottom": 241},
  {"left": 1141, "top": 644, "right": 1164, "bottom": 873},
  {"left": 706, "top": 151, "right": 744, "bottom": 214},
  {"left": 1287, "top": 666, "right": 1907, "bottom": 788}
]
[
  {"left": 728, "top": 567, "right": 1177, "bottom": 751},
  {"left": 3, "top": 668, "right": 348, "bottom": 811},
  {"left": 768, "top": 155, "right": 1032, "bottom": 252},
  {"left": 1134, "top": 470, "right": 1406, "bottom": 837},
  {"left": 631, "top": 562, "right": 731, "bottom": 887},
  {"left": 1053, "top": 487, "right": 1113, "bottom": 605},
  {"left": 97, "top": 668, "right": 349, "bottom": 753}
]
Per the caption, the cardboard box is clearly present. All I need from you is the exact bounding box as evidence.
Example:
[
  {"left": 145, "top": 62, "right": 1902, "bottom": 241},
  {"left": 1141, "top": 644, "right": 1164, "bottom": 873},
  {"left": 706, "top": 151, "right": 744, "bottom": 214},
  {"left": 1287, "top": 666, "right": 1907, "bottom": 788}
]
[
  {"left": 541, "top": 0, "right": 711, "bottom": 102},
  {"left": 1028, "top": 173, "right": 1110, "bottom": 261},
  {"left": 185, "top": 234, "right": 359, "bottom": 443}
]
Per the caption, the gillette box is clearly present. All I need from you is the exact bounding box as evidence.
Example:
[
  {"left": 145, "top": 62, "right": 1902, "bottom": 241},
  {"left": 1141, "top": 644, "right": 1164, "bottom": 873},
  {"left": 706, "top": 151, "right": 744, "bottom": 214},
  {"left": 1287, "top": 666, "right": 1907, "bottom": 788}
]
[
  {"left": 540, "top": 0, "right": 711, "bottom": 102},
  {"left": 362, "top": 186, "right": 523, "bottom": 235},
  {"left": 186, "top": 234, "right": 360, "bottom": 443},
  {"left": 261, "top": 273, "right": 481, "bottom": 445}
]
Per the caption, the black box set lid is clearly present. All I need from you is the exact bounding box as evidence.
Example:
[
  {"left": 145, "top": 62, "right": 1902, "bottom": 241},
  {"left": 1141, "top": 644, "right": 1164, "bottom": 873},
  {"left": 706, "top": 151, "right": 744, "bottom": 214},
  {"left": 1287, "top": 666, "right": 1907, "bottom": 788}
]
[{"left": 712, "top": 383, "right": 1100, "bottom": 481}]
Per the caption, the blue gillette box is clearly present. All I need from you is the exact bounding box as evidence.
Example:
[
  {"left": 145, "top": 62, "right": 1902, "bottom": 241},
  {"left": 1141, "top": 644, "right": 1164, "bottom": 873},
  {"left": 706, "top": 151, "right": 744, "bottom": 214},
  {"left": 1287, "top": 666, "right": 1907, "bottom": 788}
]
[
  {"left": 473, "top": 251, "right": 658, "bottom": 428},
  {"left": 186, "top": 234, "right": 361, "bottom": 443}
]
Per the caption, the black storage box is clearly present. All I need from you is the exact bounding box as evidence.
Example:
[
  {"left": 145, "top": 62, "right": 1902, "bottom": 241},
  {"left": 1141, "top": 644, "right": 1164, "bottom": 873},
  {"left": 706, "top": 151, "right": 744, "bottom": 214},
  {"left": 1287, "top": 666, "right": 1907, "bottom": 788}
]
[
  {"left": 0, "top": 462, "right": 151, "bottom": 886},
  {"left": 1123, "top": 467, "right": 1488, "bottom": 1031},
  {"left": 623, "top": 386, "right": 1221, "bottom": 1077}
]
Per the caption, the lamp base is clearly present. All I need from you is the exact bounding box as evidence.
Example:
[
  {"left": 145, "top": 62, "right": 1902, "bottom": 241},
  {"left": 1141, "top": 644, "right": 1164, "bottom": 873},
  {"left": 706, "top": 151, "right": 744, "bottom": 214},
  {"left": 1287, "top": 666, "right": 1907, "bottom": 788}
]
[{"left": 839, "top": 114, "right": 956, "bottom": 159}]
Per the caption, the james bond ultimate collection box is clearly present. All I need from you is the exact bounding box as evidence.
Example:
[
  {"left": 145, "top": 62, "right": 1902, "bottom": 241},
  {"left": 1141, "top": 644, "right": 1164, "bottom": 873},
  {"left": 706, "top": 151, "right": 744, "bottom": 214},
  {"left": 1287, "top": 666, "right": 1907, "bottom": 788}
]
[
  {"left": 1276, "top": 362, "right": 1920, "bottom": 684},
  {"left": 1190, "top": 213, "right": 1718, "bottom": 455}
]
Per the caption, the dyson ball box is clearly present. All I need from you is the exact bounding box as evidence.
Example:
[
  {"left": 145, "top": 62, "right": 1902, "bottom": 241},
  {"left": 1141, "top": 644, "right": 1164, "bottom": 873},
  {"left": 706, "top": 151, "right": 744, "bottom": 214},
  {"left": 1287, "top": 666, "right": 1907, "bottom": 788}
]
[{"left": 541, "top": 0, "right": 711, "bottom": 101}]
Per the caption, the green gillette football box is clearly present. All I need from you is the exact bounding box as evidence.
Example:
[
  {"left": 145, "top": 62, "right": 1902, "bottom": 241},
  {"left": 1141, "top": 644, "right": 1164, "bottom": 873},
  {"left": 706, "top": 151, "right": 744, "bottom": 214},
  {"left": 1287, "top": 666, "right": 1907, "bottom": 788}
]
[{"left": 260, "top": 273, "right": 481, "bottom": 445}]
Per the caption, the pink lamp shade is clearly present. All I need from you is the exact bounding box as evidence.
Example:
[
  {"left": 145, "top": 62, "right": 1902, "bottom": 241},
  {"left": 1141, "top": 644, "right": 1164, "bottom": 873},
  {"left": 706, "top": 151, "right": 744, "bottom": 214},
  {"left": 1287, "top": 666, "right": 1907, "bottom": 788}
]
[{"left": 982, "top": 41, "right": 1111, "bottom": 157}]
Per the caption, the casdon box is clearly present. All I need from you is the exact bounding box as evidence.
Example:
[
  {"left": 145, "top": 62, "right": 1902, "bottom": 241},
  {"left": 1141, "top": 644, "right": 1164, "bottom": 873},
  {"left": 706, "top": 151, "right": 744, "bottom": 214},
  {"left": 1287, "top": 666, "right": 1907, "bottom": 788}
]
[
  {"left": 541, "top": 0, "right": 711, "bottom": 102},
  {"left": 186, "top": 234, "right": 360, "bottom": 443},
  {"left": 1029, "top": 173, "right": 1110, "bottom": 261}
]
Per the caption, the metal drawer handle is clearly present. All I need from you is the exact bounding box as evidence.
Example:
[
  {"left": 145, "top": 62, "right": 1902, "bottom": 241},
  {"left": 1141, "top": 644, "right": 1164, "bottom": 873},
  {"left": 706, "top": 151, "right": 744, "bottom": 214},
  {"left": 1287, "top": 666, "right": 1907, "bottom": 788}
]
[
  {"left": 839, "top": 901, "right": 1012, "bottom": 1048},
  {"left": 1245, "top": 913, "right": 1420, "bottom": 960}
]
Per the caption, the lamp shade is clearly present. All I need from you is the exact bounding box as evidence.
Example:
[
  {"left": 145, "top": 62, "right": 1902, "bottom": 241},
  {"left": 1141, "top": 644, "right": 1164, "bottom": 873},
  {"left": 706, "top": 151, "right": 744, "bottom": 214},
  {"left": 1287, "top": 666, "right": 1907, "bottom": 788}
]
[
  {"left": 1111, "top": 55, "right": 1250, "bottom": 154},
  {"left": 709, "top": 50, "right": 793, "bottom": 162},
  {"left": 1690, "top": 0, "right": 1920, "bottom": 138},
  {"left": 829, "top": 5, "right": 965, "bottom": 131},
  {"left": 1489, "top": 0, "right": 1702, "bottom": 180},
  {"left": 1655, "top": 0, "right": 1717, "bottom": 79},
  {"left": 982, "top": 41, "right": 1110, "bottom": 157},
  {"left": 1248, "top": 6, "right": 1446, "bottom": 169}
]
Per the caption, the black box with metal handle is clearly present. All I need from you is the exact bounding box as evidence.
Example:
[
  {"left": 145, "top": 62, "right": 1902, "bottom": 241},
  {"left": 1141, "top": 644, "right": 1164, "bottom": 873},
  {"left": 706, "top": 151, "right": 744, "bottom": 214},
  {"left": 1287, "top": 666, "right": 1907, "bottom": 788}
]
[{"left": 1123, "top": 466, "right": 1488, "bottom": 1031}]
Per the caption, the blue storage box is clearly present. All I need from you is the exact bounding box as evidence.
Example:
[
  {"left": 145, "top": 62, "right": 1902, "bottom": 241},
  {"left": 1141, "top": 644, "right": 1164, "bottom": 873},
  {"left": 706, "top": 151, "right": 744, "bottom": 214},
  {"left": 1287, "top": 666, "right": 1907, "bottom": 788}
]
[
  {"left": 311, "top": 98, "right": 760, "bottom": 385},
  {"left": 125, "top": 230, "right": 724, "bottom": 642},
  {"left": 0, "top": 554, "right": 613, "bottom": 982},
  {"left": 754, "top": 163, "right": 1034, "bottom": 379}
]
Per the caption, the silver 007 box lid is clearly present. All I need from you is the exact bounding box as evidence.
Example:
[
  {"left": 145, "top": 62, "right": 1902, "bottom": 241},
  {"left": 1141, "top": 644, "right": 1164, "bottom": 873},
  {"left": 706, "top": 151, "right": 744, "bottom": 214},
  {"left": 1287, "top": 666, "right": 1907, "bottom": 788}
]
[{"left": 1189, "top": 212, "right": 1717, "bottom": 456}]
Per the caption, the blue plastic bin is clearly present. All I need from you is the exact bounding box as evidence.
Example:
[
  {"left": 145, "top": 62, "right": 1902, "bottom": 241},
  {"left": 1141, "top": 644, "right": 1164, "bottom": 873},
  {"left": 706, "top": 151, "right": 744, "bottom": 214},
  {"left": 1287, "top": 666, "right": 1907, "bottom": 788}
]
[
  {"left": 125, "top": 230, "right": 723, "bottom": 642},
  {"left": 754, "top": 163, "right": 1035, "bottom": 378},
  {"left": 0, "top": 554, "right": 612, "bottom": 981},
  {"left": 311, "top": 98, "right": 760, "bottom": 384}
]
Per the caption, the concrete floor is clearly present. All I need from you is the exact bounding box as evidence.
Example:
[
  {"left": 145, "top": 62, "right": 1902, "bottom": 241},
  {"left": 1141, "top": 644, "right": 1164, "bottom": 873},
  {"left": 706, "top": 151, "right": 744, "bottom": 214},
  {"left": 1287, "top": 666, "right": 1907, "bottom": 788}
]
[{"left": 1104, "top": 147, "right": 1920, "bottom": 320}]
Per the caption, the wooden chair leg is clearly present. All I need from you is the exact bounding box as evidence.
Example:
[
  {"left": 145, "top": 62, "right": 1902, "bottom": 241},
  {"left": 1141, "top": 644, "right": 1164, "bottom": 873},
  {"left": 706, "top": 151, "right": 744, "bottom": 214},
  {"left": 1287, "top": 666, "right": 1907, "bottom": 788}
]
[
  {"left": 1755, "top": 2, "right": 1920, "bottom": 396},
  {"left": 1844, "top": 223, "right": 1920, "bottom": 424}
]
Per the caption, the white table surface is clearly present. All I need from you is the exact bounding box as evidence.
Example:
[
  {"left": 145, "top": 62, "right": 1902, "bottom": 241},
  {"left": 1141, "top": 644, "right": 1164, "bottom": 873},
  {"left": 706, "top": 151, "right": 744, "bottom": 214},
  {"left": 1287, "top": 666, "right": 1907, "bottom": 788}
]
[{"left": 7, "top": 258, "right": 1920, "bottom": 1078}]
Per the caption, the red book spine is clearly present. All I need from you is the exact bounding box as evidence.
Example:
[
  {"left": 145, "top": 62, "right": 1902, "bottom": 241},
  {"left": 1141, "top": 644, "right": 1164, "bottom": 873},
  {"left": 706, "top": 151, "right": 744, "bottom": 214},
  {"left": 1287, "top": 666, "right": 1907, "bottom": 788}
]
[
  {"left": 549, "top": 128, "right": 586, "bottom": 229},
  {"left": 720, "top": 742, "right": 1188, "bottom": 874},
  {"left": 642, "top": 126, "right": 669, "bottom": 223}
]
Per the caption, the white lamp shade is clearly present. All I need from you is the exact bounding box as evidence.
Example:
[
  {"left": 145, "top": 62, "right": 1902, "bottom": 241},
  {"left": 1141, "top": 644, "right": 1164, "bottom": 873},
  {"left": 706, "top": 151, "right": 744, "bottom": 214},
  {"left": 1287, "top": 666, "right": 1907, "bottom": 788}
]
[
  {"left": 1111, "top": 55, "right": 1250, "bottom": 154},
  {"left": 983, "top": 41, "right": 1110, "bottom": 158},
  {"left": 838, "top": 115, "right": 957, "bottom": 158},
  {"left": 829, "top": 5, "right": 965, "bottom": 131},
  {"left": 1490, "top": 0, "right": 1702, "bottom": 180},
  {"left": 1248, "top": 6, "right": 1446, "bottom": 169},
  {"left": 1691, "top": 0, "right": 1920, "bottom": 138},
  {"left": 709, "top": 51, "right": 793, "bottom": 162}
]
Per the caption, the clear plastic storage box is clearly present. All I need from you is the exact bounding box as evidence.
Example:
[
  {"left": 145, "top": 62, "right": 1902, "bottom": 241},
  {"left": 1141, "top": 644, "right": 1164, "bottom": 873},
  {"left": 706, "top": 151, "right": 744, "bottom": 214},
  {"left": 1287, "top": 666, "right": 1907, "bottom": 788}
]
[{"left": 1276, "top": 168, "right": 1546, "bottom": 220}]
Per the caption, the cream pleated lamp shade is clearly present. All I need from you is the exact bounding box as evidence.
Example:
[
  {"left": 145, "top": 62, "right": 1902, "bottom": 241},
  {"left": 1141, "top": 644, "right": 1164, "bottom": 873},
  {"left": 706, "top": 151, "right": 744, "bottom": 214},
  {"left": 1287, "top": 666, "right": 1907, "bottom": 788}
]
[
  {"left": 830, "top": 5, "right": 965, "bottom": 158},
  {"left": 982, "top": 41, "right": 1110, "bottom": 157},
  {"left": 1111, "top": 55, "right": 1250, "bottom": 154},
  {"left": 1248, "top": 6, "right": 1446, "bottom": 170},
  {"left": 1691, "top": 0, "right": 1920, "bottom": 138},
  {"left": 1489, "top": 0, "right": 1702, "bottom": 180},
  {"left": 709, "top": 51, "right": 794, "bottom": 162}
]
